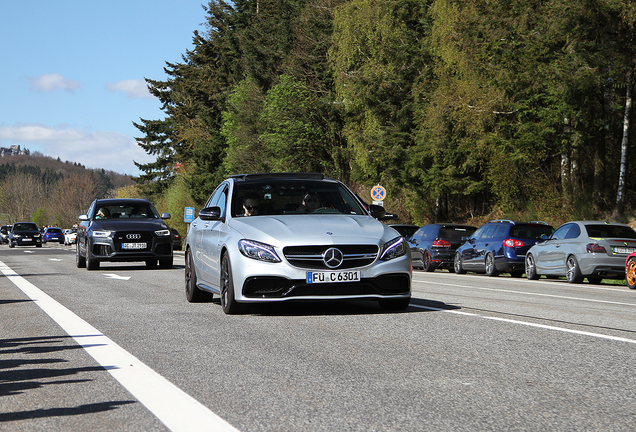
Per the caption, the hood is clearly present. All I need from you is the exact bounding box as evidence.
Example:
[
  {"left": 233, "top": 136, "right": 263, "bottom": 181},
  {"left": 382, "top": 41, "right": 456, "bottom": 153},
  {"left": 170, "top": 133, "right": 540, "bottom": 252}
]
[
  {"left": 90, "top": 219, "right": 168, "bottom": 231},
  {"left": 229, "top": 214, "right": 396, "bottom": 247}
]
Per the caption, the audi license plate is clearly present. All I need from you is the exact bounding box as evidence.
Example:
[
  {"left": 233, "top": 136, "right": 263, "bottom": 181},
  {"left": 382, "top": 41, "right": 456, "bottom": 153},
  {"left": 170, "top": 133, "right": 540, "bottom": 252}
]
[
  {"left": 307, "top": 270, "right": 360, "bottom": 284},
  {"left": 122, "top": 242, "right": 146, "bottom": 250}
]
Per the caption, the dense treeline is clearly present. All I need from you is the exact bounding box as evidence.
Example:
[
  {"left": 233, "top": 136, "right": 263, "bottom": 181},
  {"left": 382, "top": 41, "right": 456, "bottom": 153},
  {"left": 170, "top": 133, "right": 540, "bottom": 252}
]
[
  {"left": 134, "top": 0, "right": 636, "bottom": 225},
  {"left": 0, "top": 155, "right": 135, "bottom": 228}
]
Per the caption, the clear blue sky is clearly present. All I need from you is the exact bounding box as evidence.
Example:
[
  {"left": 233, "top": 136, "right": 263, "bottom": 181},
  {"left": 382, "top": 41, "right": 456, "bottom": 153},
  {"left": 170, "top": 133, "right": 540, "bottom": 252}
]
[{"left": 0, "top": 1, "right": 207, "bottom": 175}]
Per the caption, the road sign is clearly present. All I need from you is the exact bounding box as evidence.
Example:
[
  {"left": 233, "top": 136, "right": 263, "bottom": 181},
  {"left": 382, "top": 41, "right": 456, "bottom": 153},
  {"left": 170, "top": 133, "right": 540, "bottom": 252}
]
[
  {"left": 371, "top": 185, "right": 386, "bottom": 201},
  {"left": 184, "top": 206, "right": 195, "bottom": 223}
]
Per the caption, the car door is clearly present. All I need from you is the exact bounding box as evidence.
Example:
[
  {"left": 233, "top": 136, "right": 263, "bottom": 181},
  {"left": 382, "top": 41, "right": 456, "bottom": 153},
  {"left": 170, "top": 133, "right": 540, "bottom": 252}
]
[
  {"left": 461, "top": 225, "right": 489, "bottom": 269},
  {"left": 408, "top": 227, "right": 427, "bottom": 265},
  {"left": 193, "top": 184, "right": 228, "bottom": 287},
  {"left": 534, "top": 223, "right": 575, "bottom": 274}
]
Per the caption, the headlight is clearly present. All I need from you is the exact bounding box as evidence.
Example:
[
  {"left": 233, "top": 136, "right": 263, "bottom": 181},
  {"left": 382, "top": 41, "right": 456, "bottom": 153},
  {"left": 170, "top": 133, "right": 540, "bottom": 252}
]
[
  {"left": 380, "top": 237, "right": 407, "bottom": 261},
  {"left": 34, "top": 234, "right": 41, "bottom": 238},
  {"left": 13, "top": 234, "right": 21, "bottom": 238},
  {"left": 239, "top": 239, "right": 281, "bottom": 263},
  {"left": 92, "top": 230, "right": 111, "bottom": 238},
  {"left": 155, "top": 229, "right": 170, "bottom": 237}
]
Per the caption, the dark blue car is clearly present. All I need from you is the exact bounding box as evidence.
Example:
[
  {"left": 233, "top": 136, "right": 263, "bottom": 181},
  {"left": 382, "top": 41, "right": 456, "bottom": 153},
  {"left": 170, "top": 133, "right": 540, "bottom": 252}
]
[
  {"left": 453, "top": 220, "right": 554, "bottom": 277},
  {"left": 42, "top": 227, "right": 65, "bottom": 243},
  {"left": 409, "top": 223, "right": 477, "bottom": 272}
]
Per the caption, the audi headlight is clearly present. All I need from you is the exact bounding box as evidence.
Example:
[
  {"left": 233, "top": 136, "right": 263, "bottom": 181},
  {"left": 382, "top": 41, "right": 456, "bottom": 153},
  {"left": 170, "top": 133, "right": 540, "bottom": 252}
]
[
  {"left": 155, "top": 229, "right": 170, "bottom": 236},
  {"left": 380, "top": 237, "right": 407, "bottom": 261},
  {"left": 92, "top": 230, "right": 111, "bottom": 238},
  {"left": 13, "top": 234, "right": 21, "bottom": 238},
  {"left": 239, "top": 239, "right": 281, "bottom": 263}
]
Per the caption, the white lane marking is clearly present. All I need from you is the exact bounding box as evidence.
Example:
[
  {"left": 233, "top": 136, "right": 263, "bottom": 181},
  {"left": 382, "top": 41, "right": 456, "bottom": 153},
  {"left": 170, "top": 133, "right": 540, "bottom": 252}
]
[
  {"left": 0, "top": 260, "right": 239, "bottom": 432},
  {"left": 103, "top": 273, "right": 132, "bottom": 281},
  {"left": 49, "top": 258, "right": 63, "bottom": 262},
  {"left": 411, "top": 303, "right": 636, "bottom": 345},
  {"left": 413, "top": 279, "right": 636, "bottom": 308},
  {"left": 24, "top": 250, "right": 35, "bottom": 253}
]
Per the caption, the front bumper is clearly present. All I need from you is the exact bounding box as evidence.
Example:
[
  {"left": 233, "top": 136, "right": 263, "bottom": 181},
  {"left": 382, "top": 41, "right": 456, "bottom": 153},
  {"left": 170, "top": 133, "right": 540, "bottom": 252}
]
[{"left": 90, "top": 236, "right": 173, "bottom": 262}]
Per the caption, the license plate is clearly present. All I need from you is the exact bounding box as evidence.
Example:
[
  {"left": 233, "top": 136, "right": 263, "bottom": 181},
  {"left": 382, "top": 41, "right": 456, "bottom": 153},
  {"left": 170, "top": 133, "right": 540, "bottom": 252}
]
[
  {"left": 613, "top": 247, "right": 636, "bottom": 254},
  {"left": 307, "top": 270, "right": 360, "bottom": 284},
  {"left": 22, "top": 238, "right": 31, "bottom": 241},
  {"left": 122, "top": 242, "right": 146, "bottom": 249}
]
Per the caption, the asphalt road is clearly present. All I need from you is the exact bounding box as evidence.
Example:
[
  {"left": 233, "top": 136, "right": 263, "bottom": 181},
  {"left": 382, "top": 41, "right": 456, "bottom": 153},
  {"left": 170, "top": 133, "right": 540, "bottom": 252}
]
[{"left": 2, "top": 242, "right": 636, "bottom": 431}]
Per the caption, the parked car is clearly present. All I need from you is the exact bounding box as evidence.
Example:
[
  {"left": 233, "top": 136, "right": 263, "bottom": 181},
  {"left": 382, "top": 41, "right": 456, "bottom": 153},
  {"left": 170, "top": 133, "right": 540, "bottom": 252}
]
[
  {"left": 42, "top": 227, "right": 65, "bottom": 243},
  {"left": 526, "top": 221, "right": 636, "bottom": 283},
  {"left": 389, "top": 224, "right": 420, "bottom": 241},
  {"left": 185, "top": 173, "right": 412, "bottom": 314},
  {"left": 63, "top": 228, "right": 77, "bottom": 245},
  {"left": 170, "top": 228, "right": 182, "bottom": 251},
  {"left": 9, "top": 222, "right": 42, "bottom": 248},
  {"left": 626, "top": 251, "right": 636, "bottom": 289},
  {"left": 454, "top": 220, "right": 554, "bottom": 277},
  {"left": 0, "top": 225, "right": 10, "bottom": 243},
  {"left": 76, "top": 198, "right": 173, "bottom": 270},
  {"left": 410, "top": 223, "right": 477, "bottom": 272}
]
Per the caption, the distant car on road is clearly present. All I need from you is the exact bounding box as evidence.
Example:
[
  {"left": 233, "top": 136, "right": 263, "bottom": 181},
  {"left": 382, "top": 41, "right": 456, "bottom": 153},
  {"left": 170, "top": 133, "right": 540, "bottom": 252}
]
[
  {"left": 409, "top": 223, "right": 477, "bottom": 272},
  {"left": 9, "top": 222, "right": 42, "bottom": 248},
  {"left": 76, "top": 198, "right": 173, "bottom": 270},
  {"left": 63, "top": 229, "right": 77, "bottom": 245},
  {"left": 43, "top": 227, "right": 65, "bottom": 243},
  {"left": 526, "top": 221, "right": 636, "bottom": 283}
]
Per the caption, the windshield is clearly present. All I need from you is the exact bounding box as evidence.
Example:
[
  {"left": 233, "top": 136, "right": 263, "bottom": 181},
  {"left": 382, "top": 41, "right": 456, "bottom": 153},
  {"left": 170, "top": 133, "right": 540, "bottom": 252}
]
[
  {"left": 93, "top": 202, "right": 160, "bottom": 220},
  {"left": 13, "top": 223, "right": 38, "bottom": 231},
  {"left": 232, "top": 180, "right": 366, "bottom": 217}
]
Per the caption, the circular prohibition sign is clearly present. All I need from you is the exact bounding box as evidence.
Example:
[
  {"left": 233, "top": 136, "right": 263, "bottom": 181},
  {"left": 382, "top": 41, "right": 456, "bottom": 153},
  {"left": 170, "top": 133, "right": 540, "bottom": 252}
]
[{"left": 371, "top": 185, "right": 386, "bottom": 201}]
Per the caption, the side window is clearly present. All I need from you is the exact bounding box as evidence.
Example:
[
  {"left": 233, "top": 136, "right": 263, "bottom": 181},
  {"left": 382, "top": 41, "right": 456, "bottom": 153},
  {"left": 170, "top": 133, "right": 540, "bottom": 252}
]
[
  {"left": 472, "top": 225, "right": 487, "bottom": 240},
  {"left": 551, "top": 224, "right": 572, "bottom": 240},
  {"left": 411, "top": 228, "right": 424, "bottom": 243},
  {"left": 564, "top": 224, "right": 580, "bottom": 239},
  {"left": 205, "top": 183, "right": 227, "bottom": 209},
  {"left": 481, "top": 225, "right": 497, "bottom": 239},
  {"left": 419, "top": 226, "right": 431, "bottom": 240},
  {"left": 213, "top": 186, "right": 229, "bottom": 217},
  {"left": 493, "top": 225, "right": 508, "bottom": 238},
  {"left": 87, "top": 201, "right": 96, "bottom": 218}
]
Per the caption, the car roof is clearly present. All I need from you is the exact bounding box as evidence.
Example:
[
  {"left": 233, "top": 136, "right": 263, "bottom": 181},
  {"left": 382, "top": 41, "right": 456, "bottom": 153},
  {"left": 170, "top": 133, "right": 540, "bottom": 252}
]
[{"left": 94, "top": 198, "right": 152, "bottom": 205}]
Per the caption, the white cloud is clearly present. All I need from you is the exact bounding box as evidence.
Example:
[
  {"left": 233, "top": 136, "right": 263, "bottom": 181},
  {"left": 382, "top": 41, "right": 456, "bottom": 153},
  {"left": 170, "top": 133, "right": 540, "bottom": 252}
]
[
  {"left": 106, "top": 79, "right": 155, "bottom": 99},
  {"left": 29, "top": 73, "right": 80, "bottom": 93},
  {"left": 0, "top": 123, "right": 155, "bottom": 175}
]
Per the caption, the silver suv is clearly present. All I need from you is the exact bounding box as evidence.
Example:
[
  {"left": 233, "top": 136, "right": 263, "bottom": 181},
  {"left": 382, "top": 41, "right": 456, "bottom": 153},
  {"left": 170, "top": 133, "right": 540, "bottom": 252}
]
[{"left": 185, "top": 173, "right": 412, "bottom": 314}]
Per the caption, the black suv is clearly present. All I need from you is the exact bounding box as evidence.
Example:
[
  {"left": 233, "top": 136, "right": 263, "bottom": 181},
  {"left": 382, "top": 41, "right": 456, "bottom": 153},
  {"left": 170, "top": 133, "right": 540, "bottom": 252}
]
[
  {"left": 9, "top": 222, "right": 42, "bottom": 248},
  {"left": 454, "top": 220, "right": 554, "bottom": 277},
  {"left": 409, "top": 223, "right": 477, "bottom": 272},
  {"left": 76, "top": 198, "right": 173, "bottom": 270}
]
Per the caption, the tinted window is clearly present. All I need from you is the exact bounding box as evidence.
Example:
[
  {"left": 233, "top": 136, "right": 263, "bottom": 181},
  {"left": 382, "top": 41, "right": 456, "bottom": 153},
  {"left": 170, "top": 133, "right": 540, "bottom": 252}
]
[
  {"left": 13, "top": 223, "right": 38, "bottom": 231},
  {"left": 550, "top": 224, "right": 573, "bottom": 240},
  {"left": 47, "top": 228, "right": 63, "bottom": 233},
  {"left": 481, "top": 224, "right": 498, "bottom": 239},
  {"left": 439, "top": 226, "right": 476, "bottom": 240},
  {"left": 511, "top": 224, "right": 554, "bottom": 239},
  {"left": 564, "top": 224, "right": 580, "bottom": 239},
  {"left": 472, "top": 225, "right": 488, "bottom": 240},
  {"left": 585, "top": 224, "right": 636, "bottom": 239}
]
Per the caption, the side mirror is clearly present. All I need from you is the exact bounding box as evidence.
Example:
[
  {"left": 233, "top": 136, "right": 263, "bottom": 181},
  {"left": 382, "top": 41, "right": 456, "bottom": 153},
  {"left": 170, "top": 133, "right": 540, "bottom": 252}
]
[
  {"left": 368, "top": 204, "right": 386, "bottom": 220},
  {"left": 161, "top": 212, "right": 171, "bottom": 220},
  {"left": 199, "top": 207, "right": 222, "bottom": 221},
  {"left": 79, "top": 214, "right": 89, "bottom": 221}
]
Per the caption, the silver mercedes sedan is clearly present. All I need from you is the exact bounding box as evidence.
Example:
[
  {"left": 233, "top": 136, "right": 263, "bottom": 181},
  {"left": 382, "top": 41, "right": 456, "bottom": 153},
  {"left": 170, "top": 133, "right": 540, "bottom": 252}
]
[
  {"left": 184, "top": 173, "right": 412, "bottom": 314},
  {"left": 525, "top": 220, "right": 636, "bottom": 283}
]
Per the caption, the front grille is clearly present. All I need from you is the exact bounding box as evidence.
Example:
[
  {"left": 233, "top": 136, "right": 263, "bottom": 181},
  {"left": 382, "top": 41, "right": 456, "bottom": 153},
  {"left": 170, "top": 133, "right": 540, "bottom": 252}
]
[
  {"left": 283, "top": 245, "right": 378, "bottom": 270},
  {"left": 113, "top": 231, "right": 153, "bottom": 252},
  {"left": 243, "top": 274, "right": 410, "bottom": 298}
]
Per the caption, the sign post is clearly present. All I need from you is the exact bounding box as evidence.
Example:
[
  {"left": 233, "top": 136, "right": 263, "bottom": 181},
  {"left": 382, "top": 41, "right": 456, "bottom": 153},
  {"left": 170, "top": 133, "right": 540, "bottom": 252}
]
[{"left": 370, "top": 185, "right": 386, "bottom": 207}]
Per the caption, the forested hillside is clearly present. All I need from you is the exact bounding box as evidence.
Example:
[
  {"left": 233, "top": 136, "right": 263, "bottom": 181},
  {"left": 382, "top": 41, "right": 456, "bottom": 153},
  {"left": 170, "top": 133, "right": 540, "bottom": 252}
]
[
  {"left": 134, "top": 0, "right": 636, "bottom": 225},
  {"left": 0, "top": 154, "right": 135, "bottom": 228}
]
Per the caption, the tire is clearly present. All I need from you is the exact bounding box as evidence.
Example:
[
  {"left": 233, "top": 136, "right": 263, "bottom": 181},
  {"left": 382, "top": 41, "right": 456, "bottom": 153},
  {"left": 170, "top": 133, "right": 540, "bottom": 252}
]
[
  {"left": 422, "top": 251, "right": 435, "bottom": 272},
  {"left": 220, "top": 253, "right": 246, "bottom": 314},
  {"left": 627, "top": 257, "right": 636, "bottom": 289},
  {"left": 378, "top": 296, "right": 411, "bottom": 311},
  {"left": 76, "top": 242, "right": 86, "bottom": 268},
  {"left": 159, "top": 257, "right": 173, "bottom": 269},
  {"left": 86, "top": 247, "right": 99, "bottom": 270},
  {"left": 525, "top": 254, "right": 539, "bottom": 280},
  {"left": 485, "top": 253, "right": 499, "bottom": 277},
  {"left": 185, "top": 249, "right": 211, "bottom": 302},
  {"left": 454, "top": 252, "right": 466, "bottom": 274},
  {"left": 9, "top": 242, "right": 14, "bottom": 249},
  {"left": 565, "top": 255, "right": 583, "bottom": 283}
]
